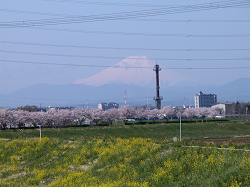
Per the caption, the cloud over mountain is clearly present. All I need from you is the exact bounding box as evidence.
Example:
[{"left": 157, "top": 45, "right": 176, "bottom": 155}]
[{"left": 73, "top": 56, "right": 196, "bottom": 87}]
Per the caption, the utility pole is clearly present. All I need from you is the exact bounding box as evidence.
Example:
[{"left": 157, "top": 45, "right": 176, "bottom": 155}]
[
  {"left": 146, "top": 92, "right": 150, "bottom": 110},
  {"left": 153, "top": 64, "right": 163, "bottom": 109},
  {"left": 124, "top": 90, "right": 127, "bottom": 105},
  {"left": 180, "top": 111, "right": 182, "bottom": 141},
  {"left": 183, "top": 97, "right": 186, "bottom": 108}
]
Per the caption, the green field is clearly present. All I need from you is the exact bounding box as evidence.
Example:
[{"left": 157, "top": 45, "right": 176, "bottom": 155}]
[
  {"left": 1, "top": 120, "right": 250, "bottom": 141},
  {"left": 1, "top": 120, "right": 250, "bottom": 186}
]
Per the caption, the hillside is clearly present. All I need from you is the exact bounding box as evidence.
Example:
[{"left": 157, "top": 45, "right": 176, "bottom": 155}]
[{"left": 1, "top": 76, "right": 249, "bottom": 108}]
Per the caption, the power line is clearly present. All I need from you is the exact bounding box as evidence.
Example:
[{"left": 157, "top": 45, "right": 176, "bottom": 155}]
[
  {"left": 2, "top": 41, "right": 249, "bottom": 52},
  {"left": 1, "top": 0, "right": 249, "bottom": 28},
  {"left": 1, "top": 9, "right": 250, "bottom": 23},
  {"left": 0, "top": 8, "right": 74, "bottom": 17},
  {"left": 0, "top": 59, "right": 113, "bottom": 68},
  {"left": 20, "top": 26, "right": 250, "bottom": 37},
  {"left": 41, "top": 0, "right": 250, "bottom": 8},
  {"left": 4, "top": 26, "right": 250, "bottom": 38},
  {"left": 130, "top": 18, "right": 250, "bottom": 23},
  {"left": 1, "top": 51, "right": 249, "bottom": 61},
  {"left": 1, "top": 59, "right": 250, "bottom": 69},
  {"left": 40, "top": 0, "right": 188, "bottom": 7}
]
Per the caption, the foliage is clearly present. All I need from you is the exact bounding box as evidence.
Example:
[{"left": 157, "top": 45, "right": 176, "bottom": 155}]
[
  {"left": 0, "top": 106, "right": 224, "bottom": 129},
  {"left": 0, "top": 137, "right": 250, "bottom": 186},
  {"left": 1, "top": 121, "right": 250, "bottom": 142},
  {"left": 17, "top": 105, "right": 39, "bottom": 112},
  {"left": 235, "top": 102, "right": 249, "bottom": 115}
]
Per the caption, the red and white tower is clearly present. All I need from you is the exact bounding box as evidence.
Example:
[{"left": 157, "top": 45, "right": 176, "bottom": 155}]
[{"left": 124, "top": 90, "right": 127, "bottom": 105}]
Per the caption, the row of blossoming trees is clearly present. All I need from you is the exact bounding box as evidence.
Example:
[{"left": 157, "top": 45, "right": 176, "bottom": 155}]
[{"left": 0, "top": 106, "right": 223, "bottom": 129}]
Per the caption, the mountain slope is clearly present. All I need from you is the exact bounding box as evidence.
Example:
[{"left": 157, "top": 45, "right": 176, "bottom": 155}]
[
  {"left": 1, "top": 78, "right": 249, "bottom": 108},
  {"left": 73, "top": 56, "right": 196, "bottom": 87}
]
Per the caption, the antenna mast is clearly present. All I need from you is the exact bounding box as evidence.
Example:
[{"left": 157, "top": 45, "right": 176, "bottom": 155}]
[
  {"left": 124, "top": 90, "right": 127, "bottom": 105},
  {"left": 146, "top": 92, "right": 151, "bottom": 110}
]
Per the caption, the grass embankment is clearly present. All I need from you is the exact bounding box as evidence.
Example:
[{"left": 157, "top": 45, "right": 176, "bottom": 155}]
[
  {"left": 0, "top": 121, "right": 250, "bottom": 186},
  {"left": 1, "top": 121, "right": 250, "bottom": 141}
]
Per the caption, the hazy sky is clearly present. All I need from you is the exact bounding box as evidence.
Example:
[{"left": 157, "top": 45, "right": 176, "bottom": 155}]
[{"left": 1, "top": 0, "right": 250, "bottom": 93}]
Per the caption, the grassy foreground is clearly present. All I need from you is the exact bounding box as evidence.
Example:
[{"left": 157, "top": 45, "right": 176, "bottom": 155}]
[
  {"left": 1, "top": 121, "right": 250, "bottom": 186},
  {"left": 1, "top": 121, "right": 250, "bottom": 141}
]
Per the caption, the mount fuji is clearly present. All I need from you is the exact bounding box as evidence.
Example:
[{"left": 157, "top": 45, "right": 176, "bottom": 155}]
[
  {"left": 3, "top": 56, "right": 249, "bottom": 108},
  {"left": 73, "top": 56, "right": 197, "bottom": 87}
]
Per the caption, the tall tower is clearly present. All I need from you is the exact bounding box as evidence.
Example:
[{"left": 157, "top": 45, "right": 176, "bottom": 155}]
[
  {"left": 124, "top": 90, "right": 127, "bottom": 105},
  {"left": 146, "top": 92, "right": 151, "bottom": 110},
  {"left": 153, "top": 64, "right": 163, "bottom": 109}
]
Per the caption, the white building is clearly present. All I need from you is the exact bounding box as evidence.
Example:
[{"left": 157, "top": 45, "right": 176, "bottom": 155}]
[
  {"left": 195, "top": 91, "right": 217, "bottom": 108},
  {"left": 98, "top": 102, "right": 119, "bottom": 111},
  {"left": 212, "top": 102, "right": 233, "bottom": 115}
]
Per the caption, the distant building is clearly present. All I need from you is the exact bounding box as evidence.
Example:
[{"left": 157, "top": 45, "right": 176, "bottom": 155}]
[
  {"left": 47, "top": 106, "right": 74, "bottom": 111},
  {"left": 195, "top": 91, "right": 217, "bottom": 108},
  {"left": 98, "top": 102, "right": 119, "bottom": 111},
  {"left": 212, "top": 102, "right": 233, "bottom": 115}
]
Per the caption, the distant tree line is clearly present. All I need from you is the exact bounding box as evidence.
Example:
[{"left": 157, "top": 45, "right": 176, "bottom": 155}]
[
  {"left": 17, "top": 105, "right": 39, "bottom": 112},
  {"left": 234, "top": 102, "right": 250, "bottom": 116},
  {"left": 0, "top": 105, "right": 226, "bottom": 129}
]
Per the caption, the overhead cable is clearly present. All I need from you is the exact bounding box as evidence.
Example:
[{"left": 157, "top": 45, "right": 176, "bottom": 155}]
[
  {"left": 40, "top": 0, "right": 190, "bottom": 7},
  {"left": 41, "top": 0, "right": 250, "bottom": 8},
  {"left": 1, "top": 50, "right": 250, "bottom": 61},
  {"left": 1, "top": 59, "right": 250, "bottom": 69},
  {"left": 1, "top": 41, "right": 249, "bottom": 51},
  {"left": 1, "top": 0, "right": 250, "bottom": 28},
  {"left": 1, "top": 9, "right": 250, "bottom": 23},
  {"left": 9, "top": 26, "right": 250, "bottom": 37}
]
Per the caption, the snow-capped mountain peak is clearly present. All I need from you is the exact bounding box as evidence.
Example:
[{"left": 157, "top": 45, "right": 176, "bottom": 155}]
[{"left": 73, "top": 56, "right": 196, "bottom": 87}]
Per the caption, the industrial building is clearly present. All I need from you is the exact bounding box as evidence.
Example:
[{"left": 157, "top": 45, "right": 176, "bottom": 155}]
[
  {"left": 98, "top": 102, "right": 119, "bottom": 111},
  {"left": 212, "top": 102, "right": 233, "bottom": 115},
  {"left": 195, "top": 91, "right": 217, "bottom": 108}
]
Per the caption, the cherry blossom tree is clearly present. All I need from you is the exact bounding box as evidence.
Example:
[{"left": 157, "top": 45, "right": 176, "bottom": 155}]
[
  {"left": 118, "top": 105, "right": 135, "bottom": 125},
  {"left": 134, "top": 108, "right": 149, "bottom": 122},
  {"left": 195, "top": 107, "right": 211, "bottom": 124},
  {"left": 209, "top": 107, "right": 224, "bottom": 118},
  {"left": 29, "top": 111, "right": 42, "bottom": 127},
  {"left": 103, "top": 108, "right": 119, "bottom": 125},
  {"left": 13, "top": 110, "right": 30, "bottom": 128},
  {"left": 159, "top": 106, "right": 175, "bottom": 120},
  {"left": 43, "top": 110, "right": 58, "bottom": 127},
  {"left": 89, "top": 108, "right": 103, "bottom": 125},
  {"left": 182, "top": 107, "right": 198, "bottom": 120},
  {"left": 196, "top": 107, "right": 210, "bottom": 119},
  {"left": 2, "top": 105, "right": 226, "bottom": 130},
  {"left": 0, "top": 109, "right": 14, "bottom": 129},
  {"left": 60, "top": 109, "right": 77, "bottom": 126},
  {"left": 147, "top": 109, "right": 159, "bottom": 121},
  {"left": 71, "top": 108, "right": 87, "bottom": 125},
  {"left": 82, "top": 109, "right": 93, "bottom": 124}
]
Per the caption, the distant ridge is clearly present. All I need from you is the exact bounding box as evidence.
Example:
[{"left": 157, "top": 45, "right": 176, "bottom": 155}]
[
  {"left": 1, "top": 78, "right": 249, "bottom": 108},
  {"left": 73, "top": 56, "right": 196, "bottom": 87}
]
